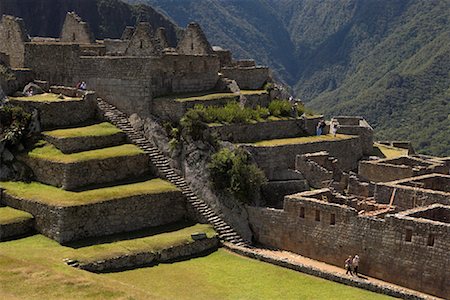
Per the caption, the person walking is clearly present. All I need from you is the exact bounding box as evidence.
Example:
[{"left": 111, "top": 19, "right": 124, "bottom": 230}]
[
  {"left": 345, "top": 255, "right": 353, "bottom": 276},
  {"left": 353, "top": 254, "right": 360, "bottom": 276},
  {"left": 330, "top": 119, "right": 339, "bottom": 137}
]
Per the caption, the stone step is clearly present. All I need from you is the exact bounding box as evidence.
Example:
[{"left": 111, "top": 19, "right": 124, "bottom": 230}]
[
  {"left": 0, "top": 179, "right": 184, "bottom": 244},
  {"left": 68, "top": 223, "right": 218, "bottom": 273},
  {"left": 0, "top": 207, "right": 34, "bottom": 241},
  {"left": 21, "top": 142, "right": 152, "bottom": 191},
  {"left": 42, "top": 122, "right": 126, "bottom": 154}
]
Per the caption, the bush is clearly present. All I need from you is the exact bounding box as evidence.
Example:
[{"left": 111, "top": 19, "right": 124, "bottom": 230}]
[
  {"left": 268, "top": 99, "right": 291, "bottom": 117},
  {"left": 209, "top": 148, "right": 266, "bottom": 204},
  {"left": 0, "top": 105, "right": 31, "bottom": 145}
]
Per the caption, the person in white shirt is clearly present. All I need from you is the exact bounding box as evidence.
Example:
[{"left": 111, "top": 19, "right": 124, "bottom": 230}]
[{"left": 353, "top": 254, "right": 360, "bottom": 276}]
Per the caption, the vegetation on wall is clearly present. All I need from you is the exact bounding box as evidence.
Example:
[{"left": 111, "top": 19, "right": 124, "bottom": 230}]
[
  {"left": 208, "top": 148, "right": 266, "bottom": 204},
  {"left": 0, "top": 104, "right": 31, "bottom": 146}
]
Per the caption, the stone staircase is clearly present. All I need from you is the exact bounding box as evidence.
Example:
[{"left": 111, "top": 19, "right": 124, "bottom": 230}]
[{"left": 97, "top": 98, "right": 250, "bottom": 247}]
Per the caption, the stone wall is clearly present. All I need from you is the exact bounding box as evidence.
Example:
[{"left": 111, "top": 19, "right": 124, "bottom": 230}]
[
  {"left": 60, "top": 12, "right": 95, "bottom": 44},
  {"left": 0, "top": 15, "right": 29, "bottom": 68},
  {"left": 2, "top": 191, "right": 186, "bottom": 244},
  {"left": 8, "top": 92, "right": 96, "bottom": 129},
  {"left": 207, "top": 119, "right": 307, "bottom": 143},
  {"left": 176, "top": 23, "right": 213, "bottom": 55},
  {"left": 0, "top": 215, "right": 34, "bottom": 241},
  {"left": 248, "top": 193, "right": 450, "bottom": 298},
  {"left": 124, "top": 22, "right": 157, "bottom": 56},
  {"left": 77, "top": 237, "right": 219, "bottom": 272},
  {"left": 221, "top": 66, "right": 270, "bottom": 90},
  {"left": 22, "top": 152, "right": 150, "bottom": 191},
  {"left": 244, "top": 136, "right": 363, "bottom": 180},
  {"left": 295, "top": 152, "right": 335, "bottom": 188}
]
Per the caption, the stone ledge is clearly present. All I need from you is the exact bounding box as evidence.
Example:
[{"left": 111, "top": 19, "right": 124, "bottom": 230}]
[
  {"left": 223, "top": 243, "right": 440, "bottom": 300},
  {"left": 75, "top": 237, "right": 219, "bottom": 273},
  {"left": 0, "top": 207, "right": 34, "bottom": 241}
]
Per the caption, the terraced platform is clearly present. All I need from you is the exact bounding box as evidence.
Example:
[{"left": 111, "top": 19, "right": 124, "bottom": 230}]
[
  {"left": 67, "top": 223, "right": 218, "bottom": 272},
  {"left": 43, "top": 122, "right": 126, "bottom": 153},
  {"left": 9, "top": 92, "right": 96, "bottom": 129},
  {"left": 251, "top": 134, "right": 353, "bottom": 147},
  {"left": 0, "top": 207, "right": 34, "bottom": 241},
  {"left": 21, "top": 141, "right": 150, "bottom": 190},
  {"left": 0, "top": 180, "right": 186, "bottom": 243}
]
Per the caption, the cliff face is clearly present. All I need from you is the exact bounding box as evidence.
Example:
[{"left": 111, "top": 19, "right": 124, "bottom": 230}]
[{"left": 0, "top": 0, "right": 180, "bottom": 45}]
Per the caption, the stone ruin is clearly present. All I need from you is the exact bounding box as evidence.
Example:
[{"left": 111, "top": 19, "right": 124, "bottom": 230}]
[{"left": 0, "top": 11, "right": 449, "bottom": 299}]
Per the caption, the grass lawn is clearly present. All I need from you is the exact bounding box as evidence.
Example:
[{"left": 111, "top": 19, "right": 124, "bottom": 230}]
[
  {"left": 0, "top": 179, "right": 179, "bottom": 206},
  {"left": 0, "top": 207, "right": 33, "bottom": 225},
  {"left": 252, "top": 134, "right": 353, "bottom": 147},
  {"left": 9, "top": 93, "right": 82, "bottom": 102},
  {"left": 43, "top": 122, "right": 122, "bottom": 139},
  {"left": 27, "top": 141, "right": 143, "bottom": 163},
  {"left": 240, "top": 90, "right": 268, "bottom": 95},
  {"left": 72, "top": 224, "right": 216, "bottom": 263},
  {"left": 156, "top": 91, "right": 239, "bottom": 102},
  {"left": 0, "top": 235, "right": 392, "bottom": 300},
  {"left": 373, "top": 143, "right": 408, "bottom": 158}
]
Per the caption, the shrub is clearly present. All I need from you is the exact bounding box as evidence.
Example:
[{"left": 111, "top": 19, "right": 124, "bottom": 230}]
[
  {"left": 0, "top": 105, "right": 31, "bottom": 145},
  {"left": 268, "top": 99, "right": 291, "bottom": 117},
  {"left": 209, "top": 148, "right": 266, "bottom": 204}
]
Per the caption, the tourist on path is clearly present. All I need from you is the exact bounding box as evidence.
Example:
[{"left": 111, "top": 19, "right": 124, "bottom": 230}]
[
  {"left": 353, "top": 255, "right": 360, "bottom": 276},
  {"left": 345, "top": 256, "right": 353, "bottom": 275},
  {"left": 316, "top": 120, "right": 326, "bottom": 136},
  {"left": 330, "top": 119, "right": 339, "bottom": 137}
]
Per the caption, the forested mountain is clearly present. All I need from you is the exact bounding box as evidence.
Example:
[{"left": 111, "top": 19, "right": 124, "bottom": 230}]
[
  {"left": 133, "top": 0, "right": 450, "bottom": 156},
  {"left": 0, "top": 0, "right": 180, "bottom": 45}
]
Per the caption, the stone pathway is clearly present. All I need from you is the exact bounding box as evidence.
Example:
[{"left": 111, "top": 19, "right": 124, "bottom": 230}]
[{"left": 224, "top": 243, "right": 442, "bottom": 300}]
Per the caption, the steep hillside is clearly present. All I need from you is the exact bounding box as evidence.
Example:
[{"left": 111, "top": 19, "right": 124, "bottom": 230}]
[
  {"left": 135, "top": 0, "right": 450, "bottom": 156},
  {"left": 0, "top": 0, "right": 180, "bottom": 45}
]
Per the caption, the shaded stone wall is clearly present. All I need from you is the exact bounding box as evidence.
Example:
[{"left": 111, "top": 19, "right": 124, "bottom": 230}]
[
  {"left": 248, "top": 196, "right": 450, "bottom": 298},
  {"left": 244, "top": 136, "right": 363, "bottom": 180},
  {"left": 359, "top": 161, "right": 414, "bottom": 183},
  {"left": 60, "top": 12, "right": 95, "bottom": 44},
  {"left": 0, "top": 15, "right": 29, "bottom": 68},
  {"left": 176, "top": 23, "right": 213, "bottom": 55},
  {"left": 221, "top": 66, "right": 270, "bottom": 90}
]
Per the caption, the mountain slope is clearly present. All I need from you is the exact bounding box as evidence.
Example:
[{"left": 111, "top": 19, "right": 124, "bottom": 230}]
[
  {"left": 136, "top": 0, "right": 450, "bottom": 156},
  {"left": 0, "top": 0, "right": 180, "bottom": 45}
]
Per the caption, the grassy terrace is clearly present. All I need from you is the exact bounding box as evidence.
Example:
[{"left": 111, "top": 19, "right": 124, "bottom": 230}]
[
  {"left": 72, "top": 223, "right": 216, "bottom": 263},
  {"left": 43, "top": 122, "right": 122, "bottom": 139},
  {"left": 373, "top": 143, "right": 409, "bottom": 159},
  {"left": 0, "top": 235, "right": 392, "bottom": 299},
  {"left": 9, "top": 93, "right": 82, "bottom": 102},
  {"left": 251, "top": 134, "right": 353, "bottom": 147},
  {"left": 0, "top": 207, "right": 33, "bottom": 225},
  {"left": 156, "top": 90, "right": 266, "bottom": 102},
  {"left": 27, "top": 141, "right": 143, "bottom": 163},
  {"left": 0, "top": 179, "right": 179, "bottom": 206}
]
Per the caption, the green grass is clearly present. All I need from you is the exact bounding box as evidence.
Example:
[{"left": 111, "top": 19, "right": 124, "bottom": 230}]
[
  {"left": 240, "top": 90, "right": 268, "bottom": 95},
  {"left": 0, "top": 207, "right": 33, "bottom": 225},
  {"left": 27, "top": 141, "right": 143, "bottom": 163},
  {"left": 9, "top": 93, "right": 82, "bottom": 102},
  {"left": 73, "top": 224, "right": 216, "bottom": 263},
  {"left": 373, "top": 143, "right": 408, "bottom": 158},
  {"left": 252, "top": 134, "right": 353, "bottom": 147},
  {"left": 43, "top": 122, "right": 122, "bottom": 139},
  {"left": 0, "top": 234, "right": 392, "bottom": 299},
  {"left": 0, "top": 179, "right": 179, "bottom": 206}
]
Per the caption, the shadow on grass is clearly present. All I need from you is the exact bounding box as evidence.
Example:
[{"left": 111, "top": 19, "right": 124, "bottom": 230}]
[{"left": 65, "top": 220, "right": 197, "bottom": 249}]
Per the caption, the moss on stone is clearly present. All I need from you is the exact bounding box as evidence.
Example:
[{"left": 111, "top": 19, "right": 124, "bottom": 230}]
[
  {"left": 0, "top": 207, "right": 33, "bottom": 225},
  {"left": 0, "top": 179, "right": 179, "bottom": 206},
  {"left": 251, "top": 134, "right": 353, "bottom": 147},
  {"left": 73, "top": 223, "right": 216, "bottom": 263},
  {"left": 9, "top": 93, "right": 82, "bottom": 102},
  {"left": 43, "top": 122, "right": 122, "bottom": 139},
  {"left": 27, "top": 141, "right": 143, "bottom": 163}
]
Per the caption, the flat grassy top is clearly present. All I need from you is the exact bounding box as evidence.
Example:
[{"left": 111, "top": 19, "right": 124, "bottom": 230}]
[
  {"left": 43, "top": 122, "right": 122, "bottom": 139},
  {"left": 0, "top": 207, "right": 33, "bottom": 225},
  {"left": 0, "top": 235, "right": 392, "bottom": 300},
  {"left": 252, "top": 134, "right": 353, "bottom": 147},
  {"left": 240, "top": 90, "right": 268, "bottom": 95},
  {"left": 373, "top": 143, "right": 409, "bottom": 159},
  {"left": 73, "top": 224, "right": 216, "bottom": 263},
  {"left": 9, "top": 93, "right": 82, "bottom": 102},
  {"left": 0, "top": 179, "right": 179, "bottom": 206},
  {"left": 27, "top": 141, "right": 143, "bottom": 163}
]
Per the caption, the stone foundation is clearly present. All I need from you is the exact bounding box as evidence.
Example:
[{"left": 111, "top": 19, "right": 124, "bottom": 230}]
[
  {"left": 2, "top": 191, "right": 186, "bottom": 243},
  {"left": 0, "top": 215, "right": 34, "bottom": 241}
]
